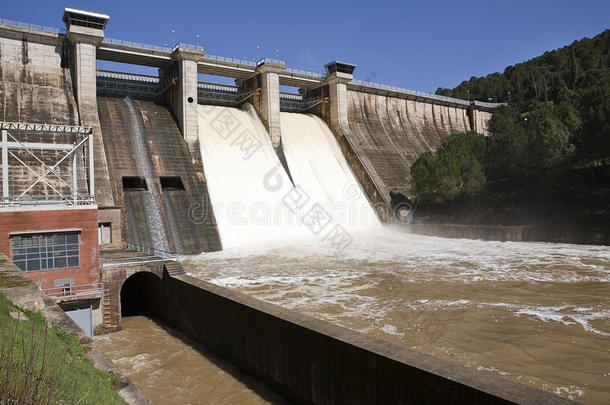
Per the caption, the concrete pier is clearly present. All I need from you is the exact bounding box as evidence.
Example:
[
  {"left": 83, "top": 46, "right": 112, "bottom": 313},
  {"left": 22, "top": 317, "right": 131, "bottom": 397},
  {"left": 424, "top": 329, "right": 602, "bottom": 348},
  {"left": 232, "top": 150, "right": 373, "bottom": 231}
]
[
  {"left": 255, "top": 61, "right": 285, "bottom": 147},
  {"left": 63, "top": 9, "right": 122, "bottom": 245},
  {"left": 325, "top": 61, "right": 355, "bottom": 134},
  {"left": 169, "top": 47, "right": 203, "bottom": 143}
]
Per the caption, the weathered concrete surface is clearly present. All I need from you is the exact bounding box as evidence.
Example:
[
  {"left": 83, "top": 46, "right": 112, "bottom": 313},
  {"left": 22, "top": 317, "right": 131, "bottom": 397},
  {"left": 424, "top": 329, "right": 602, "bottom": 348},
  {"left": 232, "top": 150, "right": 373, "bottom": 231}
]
[
  {"left": 0, "top": 31, "right": 84, "bottom": 197},
  {"left": 403, "top": 223, "right": 527, "bottom": 242},
  {"left": 66, "top": 25, "right": 115, "bottom": 209},
  {"left": 135, "top": 271, "right": 579, "bottom": 405},
  {"left": 307, "top": 74, "right": 393, "bottom": 222},
  {"left": 402, "top": 223, "right": 609, "bottom": 245},
  {"left": 346, "top": 91, "right": 473, "bottom": 198},
  {"left": 167, "top": 47, "right": 202, "bottom": 143},
  {"left": 97, "top": 97, "right": 221, "bottom": 254},
  {"left": 100, "top": 250, "right": 166, "bottom": 332},
  {"left": 0, "top": 30, "right": 78, "bottom": 124},
  {"left": 0, "top": 253, "right": 152, "bottom": 405},
  {"left": 472, "top": 108, "right": 493, "bottom": 135}
]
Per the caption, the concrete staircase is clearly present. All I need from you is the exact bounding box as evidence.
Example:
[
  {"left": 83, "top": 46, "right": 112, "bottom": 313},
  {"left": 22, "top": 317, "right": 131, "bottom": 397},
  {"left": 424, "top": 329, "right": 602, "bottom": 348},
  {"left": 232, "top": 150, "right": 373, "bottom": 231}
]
[{"left": 164, "top": 260, "right": 186, "bottom": 277}]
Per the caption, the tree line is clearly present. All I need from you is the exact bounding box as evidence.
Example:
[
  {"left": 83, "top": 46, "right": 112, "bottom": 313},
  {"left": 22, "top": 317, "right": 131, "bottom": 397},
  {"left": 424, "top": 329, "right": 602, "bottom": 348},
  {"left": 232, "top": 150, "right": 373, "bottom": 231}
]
[{"left": 410, "top": 30, "right": 609, "bottom": 227}]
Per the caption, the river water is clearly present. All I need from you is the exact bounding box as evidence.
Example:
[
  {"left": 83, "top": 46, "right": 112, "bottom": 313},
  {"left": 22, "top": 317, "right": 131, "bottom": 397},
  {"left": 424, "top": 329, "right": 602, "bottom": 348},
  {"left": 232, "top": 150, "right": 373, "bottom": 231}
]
[
  {"left": 181, "top": 228, "right": 610, "bottom": 405},
  {"left": 95, "top": 316, "right": 289, "bottom": 404}
]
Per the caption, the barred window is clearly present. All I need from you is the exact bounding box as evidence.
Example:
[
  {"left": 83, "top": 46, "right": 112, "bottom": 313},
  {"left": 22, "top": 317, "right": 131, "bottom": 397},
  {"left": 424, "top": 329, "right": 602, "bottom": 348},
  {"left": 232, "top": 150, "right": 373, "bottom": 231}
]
[{"left": 11, "top": 232, "right": 80, "bottom": 272}]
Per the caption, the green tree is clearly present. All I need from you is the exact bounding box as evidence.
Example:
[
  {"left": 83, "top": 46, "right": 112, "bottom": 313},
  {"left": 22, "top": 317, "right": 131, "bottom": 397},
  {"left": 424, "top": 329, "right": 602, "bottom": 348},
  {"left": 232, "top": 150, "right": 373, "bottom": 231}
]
[{"left": 411, "top": 132, "right": 486, "bottom": 203}]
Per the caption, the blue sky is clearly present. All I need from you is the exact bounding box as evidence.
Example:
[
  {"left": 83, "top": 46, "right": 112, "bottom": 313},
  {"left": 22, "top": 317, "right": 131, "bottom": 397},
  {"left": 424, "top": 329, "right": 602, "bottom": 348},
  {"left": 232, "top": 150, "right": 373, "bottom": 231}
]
[{"left": 3, "top": 0, "right": 609, "bottom": 92}]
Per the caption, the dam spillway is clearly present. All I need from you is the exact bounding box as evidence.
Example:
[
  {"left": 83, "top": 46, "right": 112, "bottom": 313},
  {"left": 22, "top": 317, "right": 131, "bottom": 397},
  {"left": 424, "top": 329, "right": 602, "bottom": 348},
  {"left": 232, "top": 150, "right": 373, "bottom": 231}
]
[
  {"left": 196, "top": 105, "right": 380, "bottom": 249},
  {"left": 280, "top": 112, "right": 379, "bottom": 229},
  {"left": 197, "top": 104, "right": 303, "bottom": 249},
  {"left": 97, "top": 96, "right": 221, "bottom": 254},
  {"left": 346, "top": 90, "right": 473, "bottom": 196}
]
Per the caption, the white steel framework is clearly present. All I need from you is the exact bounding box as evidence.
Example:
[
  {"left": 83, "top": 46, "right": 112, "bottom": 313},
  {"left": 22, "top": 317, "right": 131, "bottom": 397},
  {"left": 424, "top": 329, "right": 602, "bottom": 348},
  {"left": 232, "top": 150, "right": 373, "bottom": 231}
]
[{"left": 0, "top": 122, "right": 95, "bottom": 207}]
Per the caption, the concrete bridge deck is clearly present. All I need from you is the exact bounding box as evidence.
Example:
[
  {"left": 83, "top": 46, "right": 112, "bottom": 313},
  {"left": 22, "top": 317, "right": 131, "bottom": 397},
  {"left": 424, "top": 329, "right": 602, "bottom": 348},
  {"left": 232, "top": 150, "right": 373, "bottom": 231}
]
[{"left": 0, "top": 19, "right": 505, "bottom": 109}]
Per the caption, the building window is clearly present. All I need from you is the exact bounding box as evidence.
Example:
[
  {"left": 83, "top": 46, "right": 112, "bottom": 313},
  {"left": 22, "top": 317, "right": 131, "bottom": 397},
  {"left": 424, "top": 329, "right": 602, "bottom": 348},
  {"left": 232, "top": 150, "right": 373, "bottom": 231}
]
[
  {"left": 98, "top": 222, "right": 112, "bottom": 245},
  {"left": 10, "top": 232, "right": 80, "bottom": 272}
]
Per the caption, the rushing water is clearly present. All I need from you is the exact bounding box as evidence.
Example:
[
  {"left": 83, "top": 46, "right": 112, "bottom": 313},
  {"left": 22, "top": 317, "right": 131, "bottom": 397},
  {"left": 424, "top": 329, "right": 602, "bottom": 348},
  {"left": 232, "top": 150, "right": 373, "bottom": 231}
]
[
  {"left": 124, "top": 98, "right": 169, "bottom": 251},
  {"left": 95, "top": 316, "right": 289, "bottom": 405},
  {"left": 182, "top": 228, "right": 610, "bottom": 404}
]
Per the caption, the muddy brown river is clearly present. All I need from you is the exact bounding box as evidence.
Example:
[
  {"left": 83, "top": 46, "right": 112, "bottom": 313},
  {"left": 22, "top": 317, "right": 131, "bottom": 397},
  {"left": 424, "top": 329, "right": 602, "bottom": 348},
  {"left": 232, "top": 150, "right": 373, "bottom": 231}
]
[
  {"left": 183, "top": 228, "right": 609, "bottom": 404},
  {"left": 95, "top": 316, "right": 289, "bottom": 404},
  {"left": 98, "top": 229, "right": 609, "bottom": 404}
]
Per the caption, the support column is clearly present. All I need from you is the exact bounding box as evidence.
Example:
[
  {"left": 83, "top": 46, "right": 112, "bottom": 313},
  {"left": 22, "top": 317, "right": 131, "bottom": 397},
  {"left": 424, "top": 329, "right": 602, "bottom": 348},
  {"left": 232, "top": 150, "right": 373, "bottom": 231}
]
[
  {"left": 64, "top": 9, "right": 122, "bottom": 247},
  {"left": 324, "top": 62, "right": 355, "bottom": 135},
  {"left": 2, "top": 129, "right": 8, "bottom": 201},
  {"left": 88, "top": 133, "right": 95, "bottom": 200},
  {"left": 255, "top": 62, "right": 284, "bottom": 147},
  {"left": 72, "top": 150, "right": 77, "bottom": 203},
  {"left": 170, "top": 48, "right": 204, "bottom": 143}
]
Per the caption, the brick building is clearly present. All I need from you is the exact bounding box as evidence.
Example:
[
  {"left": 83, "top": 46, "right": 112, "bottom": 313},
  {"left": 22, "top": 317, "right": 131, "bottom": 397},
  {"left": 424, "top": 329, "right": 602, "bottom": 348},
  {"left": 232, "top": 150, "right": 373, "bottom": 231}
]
[{"left": 1, "top": 123, "right": 102, "bottom": 335}]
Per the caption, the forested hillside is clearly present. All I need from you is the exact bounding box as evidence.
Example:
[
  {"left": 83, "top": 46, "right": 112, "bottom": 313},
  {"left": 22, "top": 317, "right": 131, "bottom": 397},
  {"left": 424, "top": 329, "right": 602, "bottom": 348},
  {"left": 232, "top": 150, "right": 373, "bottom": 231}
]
[{"left": 411, "top": 30, "right": 609, "bottom": 228}]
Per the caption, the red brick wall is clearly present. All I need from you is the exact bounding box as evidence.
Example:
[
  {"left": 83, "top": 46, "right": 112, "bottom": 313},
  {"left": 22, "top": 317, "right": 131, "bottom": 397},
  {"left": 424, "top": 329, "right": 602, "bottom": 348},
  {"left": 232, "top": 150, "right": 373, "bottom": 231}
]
[{"left": 0, "top": 208, "right": 100, "bottom": 290}]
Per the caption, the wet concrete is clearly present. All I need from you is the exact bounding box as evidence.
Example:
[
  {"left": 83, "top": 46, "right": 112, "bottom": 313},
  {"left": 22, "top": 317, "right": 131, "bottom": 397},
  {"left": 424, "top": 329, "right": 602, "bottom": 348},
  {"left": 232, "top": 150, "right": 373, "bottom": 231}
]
[{"left": 97, "top": 96, "right": 221, "bottom": 254}]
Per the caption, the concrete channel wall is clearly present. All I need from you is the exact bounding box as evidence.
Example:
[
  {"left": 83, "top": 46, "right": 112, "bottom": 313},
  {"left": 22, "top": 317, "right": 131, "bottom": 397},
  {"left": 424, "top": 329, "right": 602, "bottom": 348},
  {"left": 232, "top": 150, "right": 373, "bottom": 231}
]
[
  {"left": 404, "top": 224, "right": 610, "bottom": 246},
  {"left": 144, "top": 271, "right": 577, "bottom": 405}
]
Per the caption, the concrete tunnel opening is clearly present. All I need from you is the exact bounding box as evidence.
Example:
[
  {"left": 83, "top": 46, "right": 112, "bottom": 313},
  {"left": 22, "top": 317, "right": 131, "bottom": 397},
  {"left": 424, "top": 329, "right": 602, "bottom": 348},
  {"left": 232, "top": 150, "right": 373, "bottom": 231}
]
[{"left": 120, "top": 272, "right": 163, "bottom": 317}]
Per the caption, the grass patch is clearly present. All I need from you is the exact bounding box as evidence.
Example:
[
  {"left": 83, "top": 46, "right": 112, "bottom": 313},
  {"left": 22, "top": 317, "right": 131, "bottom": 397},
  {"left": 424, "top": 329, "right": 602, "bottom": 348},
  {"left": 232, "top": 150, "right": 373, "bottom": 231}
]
[
  {"left": 0, "top": 279, "right": 30, "bottom": 288},
  {"left": 0, "top": 293, "right": 125, "bottom": 404}
]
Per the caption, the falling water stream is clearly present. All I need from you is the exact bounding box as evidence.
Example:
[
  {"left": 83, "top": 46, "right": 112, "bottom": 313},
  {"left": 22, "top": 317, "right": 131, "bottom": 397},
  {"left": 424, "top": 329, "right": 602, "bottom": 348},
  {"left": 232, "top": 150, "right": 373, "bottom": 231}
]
[{"left": 124, "top": 98, "right": 169, "bottom": 251}]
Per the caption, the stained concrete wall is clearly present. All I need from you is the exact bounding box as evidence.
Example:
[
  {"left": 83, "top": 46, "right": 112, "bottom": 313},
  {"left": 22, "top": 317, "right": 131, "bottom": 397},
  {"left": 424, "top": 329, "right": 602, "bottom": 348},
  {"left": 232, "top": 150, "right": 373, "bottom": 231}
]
[
  {"left": 97, "top": 96, "right": 221, "bottom": 254},
  {"left": 0, "top": 31, "right": 85, "bottom": 197},
  {"left": 346, "top": 91, "right": 473, "bottom": 198},
  {"left": 403, "top": 223, "right": 609, "bottom": 245},
  {"left": 137, "top": 271, "right": 576, "bottom": 405},
  {"left": 472, "top": 108, "right": 493, "bottom": 135},
  {"left": 0, "top": 31, "right": 78, "bottom": 124}
]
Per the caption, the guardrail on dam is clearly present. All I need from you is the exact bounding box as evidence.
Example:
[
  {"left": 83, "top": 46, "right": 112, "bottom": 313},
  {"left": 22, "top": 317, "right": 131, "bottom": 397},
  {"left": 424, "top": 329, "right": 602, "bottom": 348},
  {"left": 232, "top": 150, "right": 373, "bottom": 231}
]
[{"left": 125, "top": 267, "right": 578, "bottom": 405}]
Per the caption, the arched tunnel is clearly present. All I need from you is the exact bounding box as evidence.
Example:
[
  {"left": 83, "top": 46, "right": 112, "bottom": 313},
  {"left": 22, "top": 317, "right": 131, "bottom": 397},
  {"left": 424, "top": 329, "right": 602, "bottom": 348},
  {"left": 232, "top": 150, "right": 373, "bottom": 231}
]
[{"left": 120, "top": 271, "right": 164, "bottom": 317}]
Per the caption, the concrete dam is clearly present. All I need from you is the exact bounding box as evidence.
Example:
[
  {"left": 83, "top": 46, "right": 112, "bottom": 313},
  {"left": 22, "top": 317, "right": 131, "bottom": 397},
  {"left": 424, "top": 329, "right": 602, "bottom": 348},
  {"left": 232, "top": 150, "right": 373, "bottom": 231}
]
[{"left": 3, "top": 8, "right": 603, "bottom": 405}]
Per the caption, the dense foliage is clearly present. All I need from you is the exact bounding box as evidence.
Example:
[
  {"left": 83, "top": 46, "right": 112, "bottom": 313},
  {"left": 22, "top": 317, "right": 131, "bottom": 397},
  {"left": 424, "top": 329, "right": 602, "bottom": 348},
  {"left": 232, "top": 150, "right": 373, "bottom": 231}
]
[{"left": 411, "top": 30, "right": 610, "bottom": 227}]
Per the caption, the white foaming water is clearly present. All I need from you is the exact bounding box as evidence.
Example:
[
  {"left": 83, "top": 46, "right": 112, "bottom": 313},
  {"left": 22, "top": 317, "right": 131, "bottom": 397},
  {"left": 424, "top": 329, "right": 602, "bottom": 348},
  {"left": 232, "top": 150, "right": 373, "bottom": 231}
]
[
  {"left": 197, "top": 106, "right": 380, "bottom": 248},
  {"left": 183, "top": 231, "right": 610, "bottom": 403},
  {"left": 197, "top": 105, "right": 307, "bottom": 248},
  {"left": 280, "top": 112, "right": 380, "bottom": 229}
]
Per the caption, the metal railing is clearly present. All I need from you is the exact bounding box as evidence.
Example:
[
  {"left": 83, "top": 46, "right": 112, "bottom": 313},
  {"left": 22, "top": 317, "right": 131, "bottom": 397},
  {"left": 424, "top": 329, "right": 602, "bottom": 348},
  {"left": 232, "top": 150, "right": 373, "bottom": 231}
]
[
  {"left": 256, "top": 57, "right": 286, "bottom": 66},
  {"left": 101, "top": 255, "right": 173, "bottom": 271},
  {"left": 126, "top": 242, "right": 177, "bottom": 259},
  {"left": 279, "top": 92, "right": 304, "bottom": 101},
  {"left": 97, "top": 69, "right": 160, "bottom": 83},
  {"left": 472, "top": 100, "right": 508, "bottom": 108},
  {"left": 42, "top": 282, "right": 102, "bottom": 298},
  {"left": 284, "top": 67, "right": 323, "bottom": 78},
  {"left": 350, "top": 80, "right": 471, "bottom": 106},
  {"left": 197, "top": 81, "right": 239, "bottom": 92},
  {"left": 0, "top": 18, "right": 65, "bottom": 35},
  {"left": 174, "top": 42, "right": 204, "bottom": 52},
  {"left": 203, "top": 54, "right": 256, "bottom": 66},
  {"left": 1, "top": 195, "right": 96, "bottom": 207},
  {"left": 102, "top": 37, "right": 172, "bottom": 53}
]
